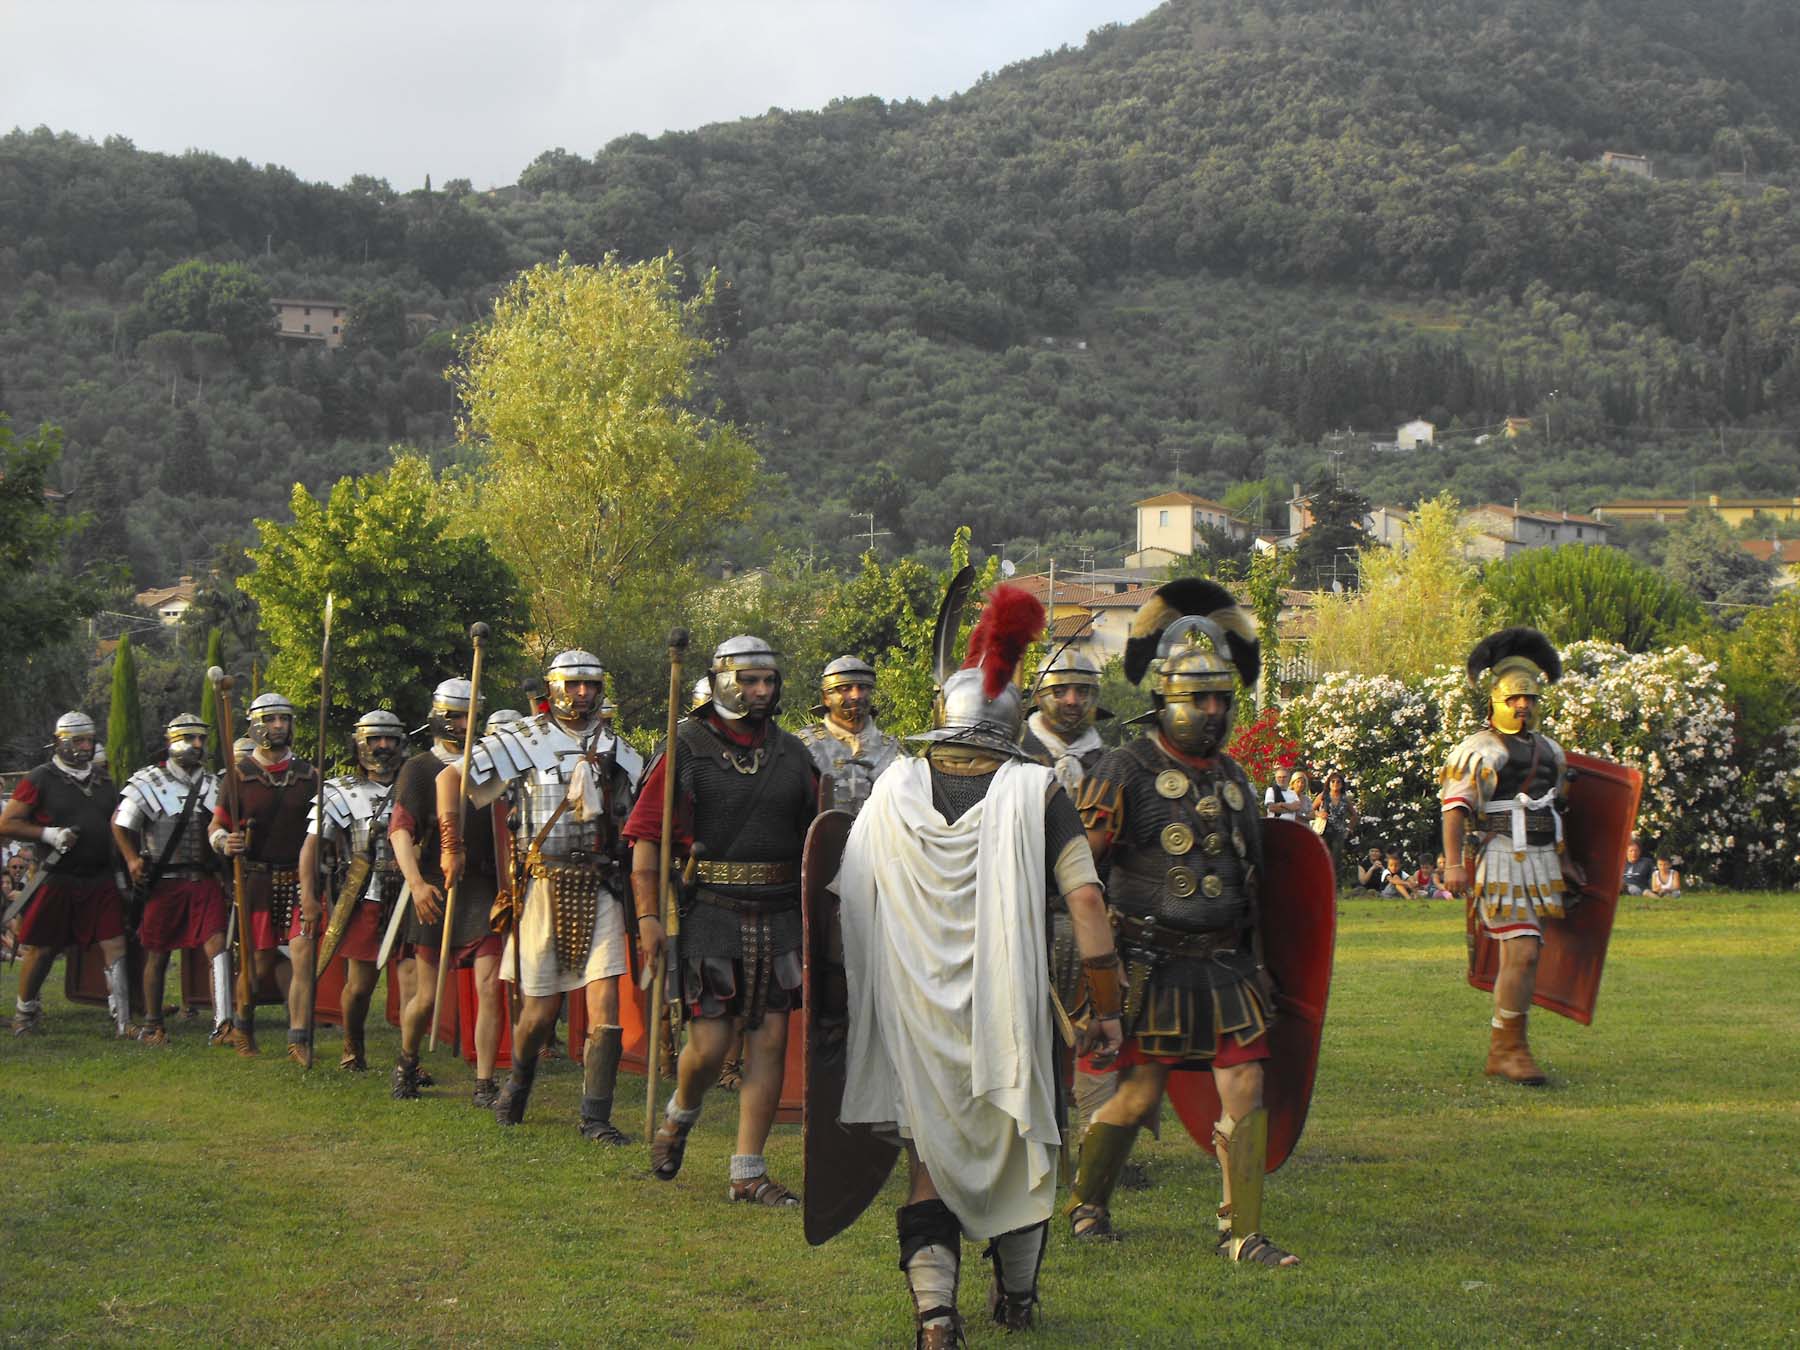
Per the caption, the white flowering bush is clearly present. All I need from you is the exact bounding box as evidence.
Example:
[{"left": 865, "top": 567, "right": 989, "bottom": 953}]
[
  {"left": 1736, "top": 719, "right": 1800, "bottom": 889},
  {"left": 1284, "top": 642, "right": 1744, "bottom": 882}
]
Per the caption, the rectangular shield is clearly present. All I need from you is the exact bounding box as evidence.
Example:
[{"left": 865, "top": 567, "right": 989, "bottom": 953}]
[{"left": 1466, "top": 750, "right": 1643, "bottom": 1025}]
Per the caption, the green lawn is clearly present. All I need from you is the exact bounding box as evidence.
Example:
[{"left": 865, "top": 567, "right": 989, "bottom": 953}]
[{"left": 4, "top": 895, "right": 1797, "bottom": 1347}]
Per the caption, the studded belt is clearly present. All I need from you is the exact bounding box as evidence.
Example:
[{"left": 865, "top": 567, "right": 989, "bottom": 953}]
[
  {"left": 240, "top": 860, "right": 299, "bottom": 875},
  {"left": 693, "top": 860, "right": 796, "bottom": 887},
  {"left": 1111, "top": 911, "right": 1238, "bottom": 960},
  {"left": 695, "top": 888, "right": 799, "bottom": 916},
  {"left": 529, "top": 850, "right": 612, "bottom": 878}
]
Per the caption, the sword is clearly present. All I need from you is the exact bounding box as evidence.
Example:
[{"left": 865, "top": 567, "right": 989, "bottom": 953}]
[
  {"left": 375, "top": 881, "right": 413, "bottom": 970},
  {"left": 2, "top": 843, "right": 67, "bottom": 926}
]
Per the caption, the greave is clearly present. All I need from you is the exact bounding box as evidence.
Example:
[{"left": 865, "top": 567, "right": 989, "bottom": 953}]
[
  {"left": 496, "top": 1055, "right": 539, "bottom": 1126},
  {"left": 104, "top": 954, "right": 131, "bottom": 1032},
  {"left": 210, "top": 951, "right": 234, "bottom": 1028},
  {"left": 578, "top": 1025, "right": 628, "bottom": 1142},
  {"left": 1066, "top": 1120, "right": 1139, "bottom": 1213},
  {"left": 1213, "top": 1107, "right": 1270, "bottom": 1257},
  {"left": 898, "top": 1200, "right": 963, "bottom": 1346}
]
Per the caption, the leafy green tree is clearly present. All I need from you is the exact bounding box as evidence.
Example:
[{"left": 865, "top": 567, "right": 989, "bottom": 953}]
[
  {"left": 1291, "top": 477, "right": 1371, "bottom": 592},
  {"left": 240, "top": 453, "right": 527, "bottom": 761},
  {"left": 1309, "top": 493, "right": 1490, "bottom": 681},
  {"left": 1482, "top": 545, "right": 1704, "bottom": 652},
  {"left": 138, "top": 260, "right": 273, "bottom": 357},
  {"left": 198, "top": 627, "right": 225, "bottom": 769},
  {"left": 106, "top": 633, "right": 147, "bottom": 779},
  {"left": 1710, "top": 591, "right": 1800, "bottom": 744},
  {"left": 1663, "top": 507, "right": 1776, "bottom": 621},
  {"left": 1245, "top": 545, "right": 1294, "bottom": 701},
  {"left": 450, "top": 254, "right": 759, "bottom": 666},
  {"left": 0, "top": 417, "right": 104, "bottom": 674}
]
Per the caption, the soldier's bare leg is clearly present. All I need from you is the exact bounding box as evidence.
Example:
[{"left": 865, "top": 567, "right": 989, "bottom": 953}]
[
  {"left": 471, "top": 953, "right": 503, "bottom": 1081},
  {"left": 651, "top": 1015, "right": 731, "bottom": 1180},
  {"left": 493, "top": 989, "right": 559, "bottom": 1124},
  {"left": 1487, "top": 934, "right": 1546, "bottom": 1084},
  {"left": 1212, "top": 1059, "right": 1296, "bottom": 1266},
  {"left": 733, "top": 1011, "right": 787, "bottom": 1157},
  {"left": 340, "top": 958, "right": 378, "bottom": 1069},
  {"left": 1068, "top": 1060, "right": 1168, "bottom": 1239},
  {"left": 283, "top": 933, "right": 315, "bottom": 1064},
  {"left": 140, "top": 948, "right": 172, "bottom": 1035},
  {"left": 13, "top": 945, "right": 55, "bottom": 1026}
]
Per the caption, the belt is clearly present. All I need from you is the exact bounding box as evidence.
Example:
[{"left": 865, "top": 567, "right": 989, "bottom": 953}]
[
  {"left": 1111, "top": 911, "right": 1238, "bottom": 960},
  {"left": 693, "top": 860, "right": 796, "bottom": 887},
  {"left": 695, "top": 889, "right": 799, "bottom": 916},
  {"left": 529, "top": 850, "right": 612, "bottom": 878},
  {"left": 240, "top": 860, "right": 298, "bottom": 875},
  {"left": 161, "top": 865, "right": 213, "bottom": 879}
]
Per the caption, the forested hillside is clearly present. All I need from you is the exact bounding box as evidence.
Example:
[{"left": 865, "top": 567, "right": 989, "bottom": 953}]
[{"left": 3, "top": 0, "right": 1799, "bottom": 586}]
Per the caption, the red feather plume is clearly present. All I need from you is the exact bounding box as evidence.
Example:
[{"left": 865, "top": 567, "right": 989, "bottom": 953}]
[{"left": 961, "top": 583, "right": 1046, "bottom": 699}]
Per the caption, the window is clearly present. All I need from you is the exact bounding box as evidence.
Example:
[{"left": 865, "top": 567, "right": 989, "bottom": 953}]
[
  {"left": 303, "top": 323, "right": 311, "bottom": 333},
  {"left": 304, "top": 306, "right": 312, "bottom": 316},
  {"left": 1159, "top": 509, "right": 1169, "bottom": 527}
]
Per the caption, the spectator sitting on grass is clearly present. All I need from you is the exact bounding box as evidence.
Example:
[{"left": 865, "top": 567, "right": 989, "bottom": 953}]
[
  {"left": 1357, "top": 846, "right": 1385, "bottom": 892},
  {"left": 1379, "top": 850, "right": 1417, "bottom": 899},
  {"left": 1622, "top": 840, "right": 1655, "bottom": 895},
  {"left": 1650, "top": 854, "right": 1682, "bottom": 898}
]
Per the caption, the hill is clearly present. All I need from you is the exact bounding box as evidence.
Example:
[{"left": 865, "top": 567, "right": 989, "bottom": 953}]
[{"left": 3, "top": 0, "right": 1799, "bottom": 585}]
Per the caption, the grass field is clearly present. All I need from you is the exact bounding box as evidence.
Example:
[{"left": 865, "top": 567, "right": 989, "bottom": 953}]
[{"left": 4, "top": 894, "right": 1797, "bottom": 1347}]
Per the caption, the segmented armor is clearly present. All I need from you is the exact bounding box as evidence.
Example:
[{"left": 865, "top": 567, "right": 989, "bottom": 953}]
[
  {"left": 115, "top": 763, "right": 217, "bottom": 873},
  {"left": 797, "top": 719, "right": 901, "bottom": 816},
  {"left": 309, "top": 773, "right": 404, "bottom": 910}
]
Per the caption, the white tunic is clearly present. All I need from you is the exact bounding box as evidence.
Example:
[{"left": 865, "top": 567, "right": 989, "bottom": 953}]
[{"left": 838, "top": 757, "right": 1060, "bottom": 1238}]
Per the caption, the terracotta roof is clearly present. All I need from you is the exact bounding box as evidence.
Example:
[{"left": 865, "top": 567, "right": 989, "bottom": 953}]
[
  {"left": 1741, "top": 539, "right": 1800, "bottom": 565},
  {"left": 1008, "top": 573, "right": 1138, "bottom": 607},
  {"left": 1081, "top": 590, "right": 1155, "bottom": 610},
  {"left": 1133, "top": 491, "right": 1236, "bottom": 512},
  {"left": 1472, "top": 503, "right": 1608, "bottom": 528},
  {"left": 1049, "top": 613, "right": 1095, "bottom": 639},
  {"left": 133, "top": 578, "right": 198, "bottom": 610}
]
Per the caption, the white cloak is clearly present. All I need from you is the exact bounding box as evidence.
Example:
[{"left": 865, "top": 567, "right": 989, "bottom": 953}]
[{"left": 837, "top": 756, "right": 1060, "bottom": 1238}]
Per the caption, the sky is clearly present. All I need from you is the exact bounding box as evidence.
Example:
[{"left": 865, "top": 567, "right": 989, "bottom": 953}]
[{"left": 2, "top": 1, "right": 1164, "bottom": 189}]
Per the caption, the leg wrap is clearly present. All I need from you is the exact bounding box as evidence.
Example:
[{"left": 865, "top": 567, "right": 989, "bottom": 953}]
[
  {"left": 1213, "top": 1108, "right": 1269, "bottom": 1256},
  {"left": 898, "top": 1200, "right": 962, "bottom": 1342},
  {"left": 984, "top": 1221, "right": 1047, "bottom": 1331},
  {"left": 495, "top": 1055, "right": 539, "bottom": 1126},
  {"left": 210, "top": 952, "right": 234, "bottom": 1029},
  {"left": 578, "top": 1025, "right": 628, "bottom": 1143},
  {"left": 1065, "top": 1120, "right": 1139, "bottom": 1214}
]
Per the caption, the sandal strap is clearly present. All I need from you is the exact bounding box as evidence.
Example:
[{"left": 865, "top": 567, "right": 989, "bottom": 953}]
[
  {"left": 1068, "top": 1202, "right": 1117, "bottom": 1241},
  {"left": 731, "top": 1174, "right": 798, "bottom": 1206},
  {"left": 1229, "top": 1232, "right": 1299, "bottom": 1267}
]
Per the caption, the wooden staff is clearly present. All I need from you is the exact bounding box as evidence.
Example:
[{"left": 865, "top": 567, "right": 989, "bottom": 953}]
[
  {"left": 644, "top": 627, "right": 689, "bottom": 1141},
  {"left": 301, "top": 593, "right": 334, "bottom": 1065},
  {"left": 209, "top": 667, "right": 255, "bottom": 1033},
  {"left": 427, "top": 623, "right": 488, "bottom": 1052}
]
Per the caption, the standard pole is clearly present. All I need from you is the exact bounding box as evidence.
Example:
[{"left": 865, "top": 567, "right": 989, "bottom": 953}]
[
  {"left": 644, "top": 627, "right": 688, "bottom": 1140},
  {"left": 426, "top": 622, "right": 488, "bottom": 1053}
]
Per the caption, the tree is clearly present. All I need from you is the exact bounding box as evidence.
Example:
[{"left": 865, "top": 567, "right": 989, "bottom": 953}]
[
  {"left": 106, "top": 632, "right": 146, "bottom": 780},
  {"left": 198, "top": 627, "right": 225, "bottom": 769},
  {"left": 1482, "top": 545, "right": 1704, "bottom": 652},
  {"left": 1711, "top": 591, "right": 1800, "bottom": 745},
  {"left": 1291, "top": 477, "right": 1371, "bottom": 592},
  {"left": 1308, "top": 493, "right": 1491, "bottom": 681},
  {"left": 1663, "top": 507, "right": 1776, "bottom": 621},
  {"left": 450, "top": 254, "right": 760, "bottom": 666},
  {"left": 0, "top": 417, "right": 104, "bottom": 675},
  {"left": 138, "top": 260, "right": 274, "bottom": 357},
  {"left": 239, "top": 453, "right": 528, "bottom": 762}
]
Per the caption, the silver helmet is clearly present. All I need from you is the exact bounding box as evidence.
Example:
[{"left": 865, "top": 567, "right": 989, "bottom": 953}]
[
  {"left": 707, "top": 635, "right": 781, "bottom": 721},
  {"left": 908, "top": 667, "right": 1030, "bottom": 760},
  {"left": 485, "top": 708, "right": 526, "bottom": 734},
  {"left": 546, "top": 649, "right": 604, "bottom": 721},
  {"left": 165, "top": 712, "right": 209, "bottom": 769},
  {"left": 690, "top": 676, "right": 712, "bottom": 712},
  {"left": 909, "top": 581, "right": 1045, "bottom": 761},
  {"left": 352, "top": 709, "right": 408, "bottom": 775},
  {"left": 54, "top": 711, "right": 97, "bottom": 740},
  {"left": 815, "top": 654, "right": 877, "bottom": 723},
  {"left": 1033, "top": 646, "right": 1106, "bottom": 736},
  {"left": 427, "top": 678, "right": 481, "bottom": 748},
  {"left": 54, "top": 710, "right": 98, "bottom": 768},
  {"left": 247, "top": 692, "right": 296, "bottom": 750}
]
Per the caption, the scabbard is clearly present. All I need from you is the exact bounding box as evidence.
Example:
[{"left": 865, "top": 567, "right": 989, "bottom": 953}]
[{"left": 315, "top": 854, "right": 373, "bottom": 969}]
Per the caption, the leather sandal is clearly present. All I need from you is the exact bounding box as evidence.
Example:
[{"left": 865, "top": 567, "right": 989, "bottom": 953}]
[
  {"left": 1219, "top": 1231, "right": 1299, "bottom": 1267},
  {"left": 649, "top": 1116, "right": 692, "bottom": 1181},
  {"left": 728, "top": 1173, "right": 799, "bottom": 1207},
  {"left": 1068, "top": 1202, "right": 1118, "bottom": 1242}
]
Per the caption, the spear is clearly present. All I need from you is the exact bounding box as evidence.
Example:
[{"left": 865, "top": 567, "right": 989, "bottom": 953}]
[
  {"left": 427, "top": 622, "right": 488, "bottom": 1053},
  {"left": 301, "top": 593, "right": 334, "bottom": 1066},
  {"left": 644, "top": 627, "right": 689, "bottom": 1141},
  {"left": 210, "top": 667, "right": 256, "bottom": 1049}
]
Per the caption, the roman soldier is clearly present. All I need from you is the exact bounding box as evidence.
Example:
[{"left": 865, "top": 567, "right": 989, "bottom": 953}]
[
  {"left": 1020, "top": 647, "right": 1110, "bottom": 797},
  {"left": 293, "top": 710, "right": 408, "bottom": 1071},
  {"left": 1067, "top": 580, "right": 1300, "bottom": 1267},
  {"left": 2, "top": 712, "right": 129, "bottom": 1036},
  {"left": 1441, "top": 628, "right": 1583, "bottom": 1085},
  {"left": 836, "top": 580, "right": 1124, "bottom": 1344},
  {"left": 112, "top": 713, "right": 227, "bottom": 1046},
  {"left": 797, "top": 655, "right": 901, "bottom": 816},
  {"left": 626, "top": 634, "right": 819, "bottom": 1205},
  {"left": 459, "top": 649, "right": 643, "bottom": 1138},
  {"left": 389, "top": 678, "right": 503, "bottom": 1103},
  {"left": 209, "top": 692, "right": 320, "bottom": 1059}
]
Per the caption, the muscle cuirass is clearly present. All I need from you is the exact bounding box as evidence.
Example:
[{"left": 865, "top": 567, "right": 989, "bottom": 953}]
[
  {"left": 677, "top": 718, "right": 814, "bottom": 903},
  {"left": 1493, "top": 732, "right": 1559, "bottom": 801},
  {"left": 1104, "top": 739, "right": 1258, "bottom": 934}
]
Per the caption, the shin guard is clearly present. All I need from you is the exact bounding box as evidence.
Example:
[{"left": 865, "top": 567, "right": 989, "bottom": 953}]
[
  {"left": 1065, "top": 1121, "right": 1139, "bottom": 1215},
  {"left": 210, "top": 951, "right": 234, "bottom": 1031},
  {"left": 495, "top": 1055, "right": 539, "bottom": 1126},
  {"left": 1213, "top": 1107, "right": 1270, "bottom": 1257},
  {"left": 578, "top": 1025, "right": 628, "bottom": 1143},
  {"left": 104, "top": 954, "right": 131, "bottom": 1032},
  {"left": 898, "top": 1199, "right": 962, "bottom": 1346}
]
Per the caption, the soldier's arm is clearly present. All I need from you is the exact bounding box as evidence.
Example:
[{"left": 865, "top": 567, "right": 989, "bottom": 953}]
[
  {"left": 0, "top": 793, "right": 47, "bottom": 843},
  {"left": 112, "top": 820, "right": 147, "bottom": 883},
  {"left": 1441, "top": 809, "right": 1469, "bottom": 895}
]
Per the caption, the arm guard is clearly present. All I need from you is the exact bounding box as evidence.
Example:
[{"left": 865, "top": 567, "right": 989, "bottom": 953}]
[
  {"left": 631, "top": 868, "right": 660, "bottom": 922},
  {"left": 1082, "top": 953, "right": 1125, "bottom": 1020}
]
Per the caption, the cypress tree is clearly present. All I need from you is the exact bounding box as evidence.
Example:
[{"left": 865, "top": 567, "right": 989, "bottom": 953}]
[
  {"left": 198, "top": 627, "right": 224, "bottom": 770},
  {"left": 107, "top": 633, "right": 146, "bottom": 780}
]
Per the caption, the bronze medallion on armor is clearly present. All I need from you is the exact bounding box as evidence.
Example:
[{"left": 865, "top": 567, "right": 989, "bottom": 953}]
[
  {"left": 1155, "top": 769, "right": 1189, "bottom": 800},
  {"left": 1232, "top": 827, "right": 1247, "bottom": 858},
  {"left": 1167, "top": 866, "right": 1199, "bottom": 898},
  {"left": 1221, "top": 782, "right": 1246, "bottom": 812},
  {"left": 1194, "top": 794, "right": 1222, "bottom": 819},
  {"left": 1160, "top": 822, "right": 1195, "bottom": 855},
  {"left": 1202, "top": 831, "right": 1225, "bottom": 856},
  {"left": 1201, "top": 873, "right": 1224, "bottom": 899}
]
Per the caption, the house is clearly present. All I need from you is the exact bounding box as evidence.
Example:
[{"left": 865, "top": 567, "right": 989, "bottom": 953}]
[
  {"left": 1591, "top": 495, "right": 1800, "bottom": 528},
  {"left": 1600, "top": 151, "right": 1653, "bottom": 180},
  {"left": 1740, "top": 539, "right": 1800, "bottom": 589},
  {"left": 1126, "top": 491, "right": 1253, "bottom": 567},
  {"left": 271, "top": 298, "right": 348, "bottom": 348},
  {"left": 1462, "top": 503, "right": 1611, "bottom": 561},
  {"left": 1503, "top": 416, "right": 1536, "bottom": 439},
  {"left": 133, "top": 576, "right": 198, "bottom": 625},
  {"left": 1396, "top": 419, "right": 1435, "bottom": 451}
]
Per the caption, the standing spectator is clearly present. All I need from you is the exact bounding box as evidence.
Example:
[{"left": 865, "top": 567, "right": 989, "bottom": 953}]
[
  {"left": 1622, "top": 840, "right": 1655, "bottom": 895},
  {"left": 1650, "top": 854, "right": 1683, "bottom": 897},
  {"left": 1311, "top": 772, "right": 1360, "bottom": 867},
  {"left": 1263, "top": 764, "right": 1305, "bottom": 820}
]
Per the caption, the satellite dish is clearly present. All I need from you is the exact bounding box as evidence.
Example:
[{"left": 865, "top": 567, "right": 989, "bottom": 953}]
[{"left": 1000, "top": 559, "right": 1016, "bottom": 578}]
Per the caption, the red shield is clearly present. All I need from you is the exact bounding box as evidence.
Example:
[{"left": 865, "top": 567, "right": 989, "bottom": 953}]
[
  {"left": 1166, "top": 818, "right": 1337, "bottom": 1173},
  {"left": 802, "top": 809, "right": 900, "bottom": 1245},
  {"left": 1466, "top": 750, "right": 1642, "bottom": 1025}
]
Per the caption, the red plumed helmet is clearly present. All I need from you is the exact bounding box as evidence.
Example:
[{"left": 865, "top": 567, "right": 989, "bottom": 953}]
[{"left": 962, "top": 584, "right": 1046, "bottom": 699}]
